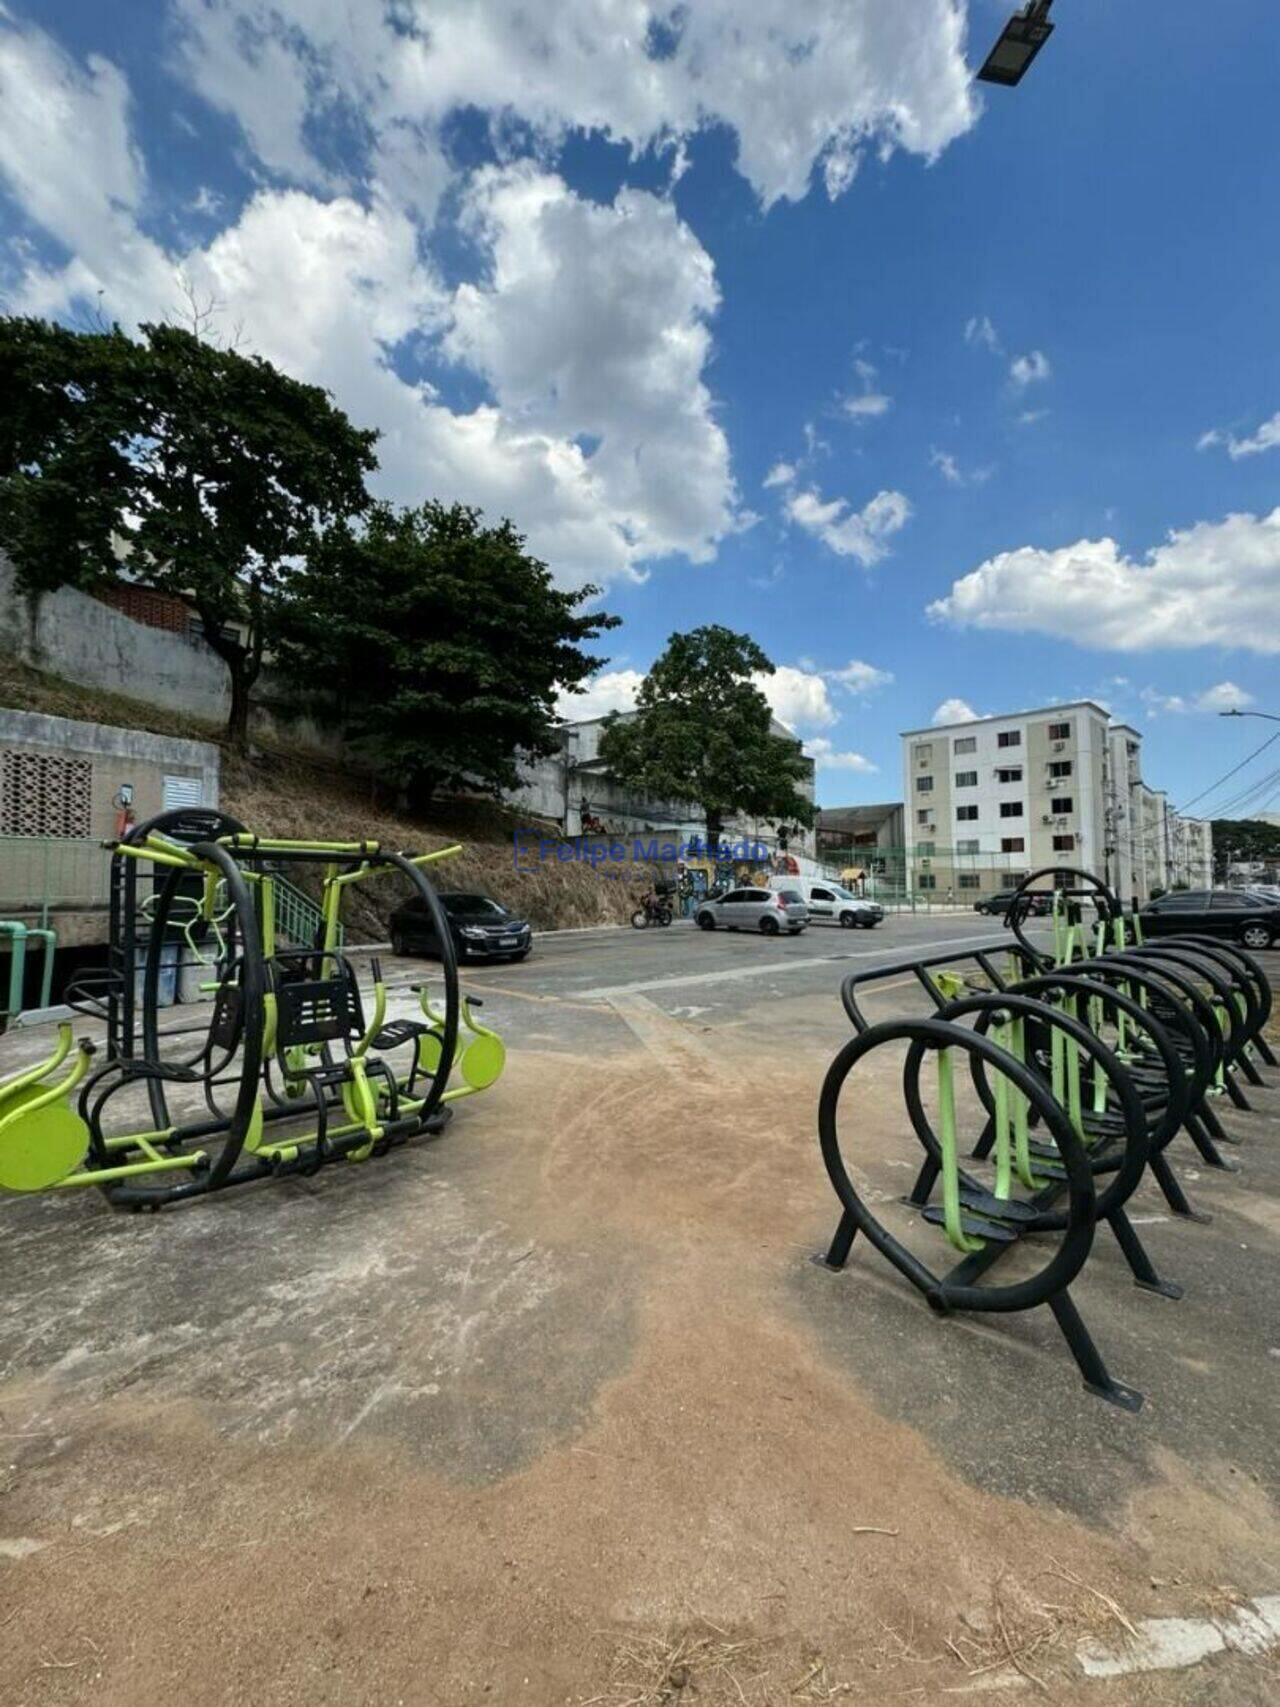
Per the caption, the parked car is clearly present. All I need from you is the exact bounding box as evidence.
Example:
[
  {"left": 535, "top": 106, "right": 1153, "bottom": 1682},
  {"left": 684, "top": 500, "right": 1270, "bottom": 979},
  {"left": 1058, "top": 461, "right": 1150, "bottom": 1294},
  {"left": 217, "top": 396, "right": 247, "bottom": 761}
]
[
  {"left": 389, "top": 891, "right": 533, "bottom": 961},
  {"left": 768, "top": 876, "right": 883, "bottom": 928},
  {"left": 695, "top": 886, "right": 807, "bottom": 935},
  {"left": 1139, "top": 888, "right": 1279, "bottom": 950},
  {"left": 973, "top": 889, "right": 1052, "bottom": 917}
]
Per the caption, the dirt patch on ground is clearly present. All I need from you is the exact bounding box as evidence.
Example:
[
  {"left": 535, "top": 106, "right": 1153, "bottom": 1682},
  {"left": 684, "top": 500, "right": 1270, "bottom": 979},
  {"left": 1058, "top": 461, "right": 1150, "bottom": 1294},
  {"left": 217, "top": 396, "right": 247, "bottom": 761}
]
[{"left": 2, "top": 1036, "right": 1278, "bottom": 1703}]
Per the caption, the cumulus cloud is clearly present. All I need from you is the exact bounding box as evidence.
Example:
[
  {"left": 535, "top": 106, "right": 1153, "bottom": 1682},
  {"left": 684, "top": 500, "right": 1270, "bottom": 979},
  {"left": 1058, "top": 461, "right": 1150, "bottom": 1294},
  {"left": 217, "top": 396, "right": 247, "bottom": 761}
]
[
  {"left": 1010, "top": 349, "right": 1051, "bottom": 386},
  {"left": 783, "top": 482, "right": 911, "bottom": 566},
  {"left": 556, "top": 669, "right": 644, "bottom": 720},
  {"left": 1195, "top": 680, "right": 1255, "bottom": 711},
  {"left": 932, "top": 697, "right": 980, "bottom": 724},
  {"left": 0, "top": 17, "right": 740, "bottom": 586},
  {"left": 804, "top": 737, "right": 878, "bottom": 772},
  {"left": 1142, "top": 681, "right": 1257, "bottom": 716},
  {"left": 1198, "top": 411, "right": 1280, "bottom": 460},
  {"left": 763, "top": 461, "right": 797, "bottom": 490},
  {"left": 928, "top": 509, "right": 1280, "bottom": 655},
  {"left": 170, "top": 0, "right": 978, "bottom": 211},
  {"left": 755, "top": 666, "right": 838, "bottom": 733},
  {"left": 828, "top": 659, "right": 894, "bottom": 694}
]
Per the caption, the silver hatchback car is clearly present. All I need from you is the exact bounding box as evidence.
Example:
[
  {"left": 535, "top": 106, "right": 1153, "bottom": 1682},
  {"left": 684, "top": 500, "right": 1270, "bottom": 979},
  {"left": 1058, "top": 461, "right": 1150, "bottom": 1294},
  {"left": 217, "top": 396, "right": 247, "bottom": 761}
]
[{"left": 694, "top": 885, "right": 808, "bottom": 936}]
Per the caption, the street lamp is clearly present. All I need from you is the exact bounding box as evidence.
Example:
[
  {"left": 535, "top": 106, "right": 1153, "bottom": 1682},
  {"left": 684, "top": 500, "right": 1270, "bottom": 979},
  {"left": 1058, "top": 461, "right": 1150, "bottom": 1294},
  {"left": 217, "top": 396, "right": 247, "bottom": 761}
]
[
  {"left": 977, "top": 1, "right": 1057, "bottom": 87},
  {"left": 1220, "top": 708, "right": 1280, "bottom": 724}
]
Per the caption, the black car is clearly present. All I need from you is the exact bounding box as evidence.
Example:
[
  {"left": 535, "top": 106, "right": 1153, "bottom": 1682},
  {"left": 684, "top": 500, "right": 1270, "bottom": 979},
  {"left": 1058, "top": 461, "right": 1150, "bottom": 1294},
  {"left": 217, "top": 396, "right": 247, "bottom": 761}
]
[
  {"left": 1140, "top": 888, "right": 1278, "bottom": 950},
  {"left": 389, "top": 891, "right": 533, "bottom": 962},
  {"left": 973, "top": 889, "right": 1051, "bottom": 917}
]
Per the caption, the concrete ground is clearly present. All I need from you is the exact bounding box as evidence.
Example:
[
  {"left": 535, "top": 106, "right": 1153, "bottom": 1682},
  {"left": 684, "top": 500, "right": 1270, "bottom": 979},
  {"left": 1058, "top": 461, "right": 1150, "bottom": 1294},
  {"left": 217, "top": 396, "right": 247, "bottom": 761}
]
[{"left": 1, "top": 915, "right": 1278, "bottom": 1704}]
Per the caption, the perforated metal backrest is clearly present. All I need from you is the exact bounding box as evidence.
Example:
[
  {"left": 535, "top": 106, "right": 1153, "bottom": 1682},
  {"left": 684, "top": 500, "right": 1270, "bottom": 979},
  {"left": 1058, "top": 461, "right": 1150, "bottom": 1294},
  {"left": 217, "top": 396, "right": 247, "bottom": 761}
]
[{"left": 271, "top": 952, "right": 366, "bottom": 1052}]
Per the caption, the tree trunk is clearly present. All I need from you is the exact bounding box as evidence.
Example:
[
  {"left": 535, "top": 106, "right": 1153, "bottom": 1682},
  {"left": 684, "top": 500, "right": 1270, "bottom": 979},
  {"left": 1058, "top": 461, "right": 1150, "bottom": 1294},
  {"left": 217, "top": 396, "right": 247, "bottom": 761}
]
[
  {"left": 704, "top": 810, "right": 724, "bottom": 862},
  {"left": 199, "top": 600, "right": 262, "bottom": 752}
]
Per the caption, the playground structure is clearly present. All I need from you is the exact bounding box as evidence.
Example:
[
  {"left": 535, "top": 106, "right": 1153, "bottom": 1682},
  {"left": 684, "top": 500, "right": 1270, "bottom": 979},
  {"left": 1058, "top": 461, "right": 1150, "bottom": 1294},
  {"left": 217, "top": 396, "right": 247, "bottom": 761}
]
[
  {"left": 0, "top": 809, "right": 505, "bottom": 1207},
  {"left": 817, "top": 866, "right": 1275, "bottom": 1410}
]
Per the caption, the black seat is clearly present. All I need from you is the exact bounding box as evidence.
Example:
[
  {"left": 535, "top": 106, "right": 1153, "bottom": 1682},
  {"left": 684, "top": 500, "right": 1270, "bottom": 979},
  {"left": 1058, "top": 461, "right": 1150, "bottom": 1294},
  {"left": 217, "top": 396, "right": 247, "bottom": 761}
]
[{"left": 370, "top": 1017, "right": 435, "bottom": 1052}]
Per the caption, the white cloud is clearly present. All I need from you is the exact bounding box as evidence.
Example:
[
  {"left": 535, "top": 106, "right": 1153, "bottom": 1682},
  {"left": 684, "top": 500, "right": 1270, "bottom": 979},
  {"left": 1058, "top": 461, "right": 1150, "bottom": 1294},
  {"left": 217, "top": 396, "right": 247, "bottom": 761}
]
[
  {"left": 1010, "top": 349, "right": 1051, "bottom": 386},
  {"left": 755, "top": 666, "right": 838, "bottom": 733},
  {"left": 1195, "top": 680, "right": 1255, "bottom": 711},
  {"left": 929, "top": 447, "right": 994, "bottom": 488},
  {"left": 1143, "top": 681, "right": 1257, "bottom": 716},
  {"left": 964, "top": 314, "right": 1001, "bottom": 354},
  {"left": 928, "top": 509, "right": 1280, "bottom": 655},
  {"left": 1018, "top": 408, "right": 1050, "bottom": 426},
  {"left": 804, "top": 737, "right": 877, "bottom": 772},
  {"left": 828, "top": 659, "right": 894, "bottom": 694},
  {"left": 841, "top": 391, "right": 892, "bottom": 419},
  {"left": 932, "top": 697, "right": 979, "bottom": 724},
  {"left": 556, "top": 669, "right": 644, "bottom": 721},
  {"left": 840, "top": 355, "right": 891, "bottom": 420},
  {"left": 169, "top": 0, "right": 978, "bottom": 211},
  {"left": 1197, "top": 411, "right": 1280, "bottom": 460},
  {"left": 446, "top": 163, "right": 736, "bottom": 569},
  {"left": 763, "top": 461, "right": 797, "bottom": 489},
  {"left": 783, "top": 483, "right": 911, "bottom": 565}
]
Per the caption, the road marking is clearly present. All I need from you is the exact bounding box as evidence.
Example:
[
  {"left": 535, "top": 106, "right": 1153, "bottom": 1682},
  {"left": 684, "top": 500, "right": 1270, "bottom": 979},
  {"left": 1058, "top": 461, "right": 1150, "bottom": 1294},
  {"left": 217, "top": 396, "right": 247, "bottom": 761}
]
[
  {"left": 605, "top": 992, "right": 725, "bottom": 1076},
  {"left": 574, "top": 932, "right": 1009, "bottom": 1002}
]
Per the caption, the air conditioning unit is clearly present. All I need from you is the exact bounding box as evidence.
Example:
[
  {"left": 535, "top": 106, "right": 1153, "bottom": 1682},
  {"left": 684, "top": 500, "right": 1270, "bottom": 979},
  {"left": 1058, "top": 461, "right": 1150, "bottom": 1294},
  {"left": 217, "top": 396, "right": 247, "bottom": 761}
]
[
  {"left": 1041, "top": 814, "right": 1055, "bottom": 825},
  {"left": 1052, "top": 740, "right": 1067, "bottom": 751}
]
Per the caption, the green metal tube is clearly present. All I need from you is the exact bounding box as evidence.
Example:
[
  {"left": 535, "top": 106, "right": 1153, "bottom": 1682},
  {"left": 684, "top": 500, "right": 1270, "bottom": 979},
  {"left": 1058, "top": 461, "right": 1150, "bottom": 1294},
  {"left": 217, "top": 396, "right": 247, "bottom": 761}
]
[{"left": 0, "top": 920, "right": 27, "bottom": 1020}]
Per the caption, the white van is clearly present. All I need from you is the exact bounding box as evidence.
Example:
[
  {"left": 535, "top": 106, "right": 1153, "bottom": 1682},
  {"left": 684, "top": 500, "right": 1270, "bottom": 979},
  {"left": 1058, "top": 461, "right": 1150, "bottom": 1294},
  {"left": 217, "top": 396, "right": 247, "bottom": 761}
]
[{"left": 767, "top": 876, "right": 884, "bottom": 928}]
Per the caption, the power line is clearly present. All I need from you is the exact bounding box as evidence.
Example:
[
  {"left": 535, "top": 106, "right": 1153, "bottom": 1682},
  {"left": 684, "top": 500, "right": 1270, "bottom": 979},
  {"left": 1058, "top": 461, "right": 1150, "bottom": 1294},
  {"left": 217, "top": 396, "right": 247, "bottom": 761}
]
[
  {"left": 1175, "top": 728, "right": 1280, "bottom": 815},
  {"left": 1212, "top": 764, "right": 1280, "bottom": 820}
]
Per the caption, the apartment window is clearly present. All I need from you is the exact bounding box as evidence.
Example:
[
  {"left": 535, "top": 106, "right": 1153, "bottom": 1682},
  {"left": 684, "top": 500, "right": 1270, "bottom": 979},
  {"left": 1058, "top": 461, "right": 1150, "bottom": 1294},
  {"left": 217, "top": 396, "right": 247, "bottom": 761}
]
[
  {"left": 997, "top": 730, "right": 1021, "bottom": 749},
  {"left": 956, "top": 804, "right": 978, "bottom": 822},
  {"left": 955, "top": 770, "right": 978, "bottom": 788},
  {"left": 914, "top": 742, "right": 933, "bottom": 764},
  {"left": 1001, "top": 837, "right": 1026, "bottom": 854},
  {"left": 953, "top": 736, "right": 976, "bottom": 755},
  {"left": 916, "top": 842, "right": 935, "bottom": 857},
  {"left": 916, "top": 775, "right": 934, "bottom": 793},
  {"left": 1047, "top": 721, "right": 1071, "bottom": 741},
  {"left": 916, "top": 808, "right": 931, "bottom": 826},
  {"left": 958, "top": 874, "right": 981, "bottom": 890},
  {"left": 956, "top": 839, "right": 979, "bottom": 854},
  {"left": 1048, "top": 760, "right": 1073, "bottom": 779},
  {"left": 996, "top": 767, "right": 1022, "bottom": 784},
  {"left": 1053, "top": 834, "right": 1075, "bottom": 852},
  {"left": 1050, "top": 797, "right": 1074, "bottom": 815},
  {"left": 999, "top": 801, "right": 1024, "bottom": 818},
  {"left": 917, "top": 874, "right": 937, "bottom": 891},
  {"left": 0, "top": 751, "right": 92, "bottom": 838}
]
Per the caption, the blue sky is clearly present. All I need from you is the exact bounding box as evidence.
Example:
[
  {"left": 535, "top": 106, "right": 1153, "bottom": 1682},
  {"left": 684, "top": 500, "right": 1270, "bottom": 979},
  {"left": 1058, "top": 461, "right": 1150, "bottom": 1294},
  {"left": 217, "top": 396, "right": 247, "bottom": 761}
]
[{"left": 1, "top": 1, "right": 1277, "bottom": 812}]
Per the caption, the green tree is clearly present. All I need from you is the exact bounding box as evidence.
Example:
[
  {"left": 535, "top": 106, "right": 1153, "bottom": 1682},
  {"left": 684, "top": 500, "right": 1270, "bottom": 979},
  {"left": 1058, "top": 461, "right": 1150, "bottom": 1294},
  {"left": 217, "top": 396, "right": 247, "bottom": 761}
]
[
  {"left": 271, "top": 501, "right": 619, "bottom": 806},
  {"left": 1211, "top": 817, "right": 1280, "bottom": 879},
  {"left": 0, "top": 317, "right": 379, "bottom": 747},
  {"left": 597, "top": 625, "right": 815, "bottom": 851}
]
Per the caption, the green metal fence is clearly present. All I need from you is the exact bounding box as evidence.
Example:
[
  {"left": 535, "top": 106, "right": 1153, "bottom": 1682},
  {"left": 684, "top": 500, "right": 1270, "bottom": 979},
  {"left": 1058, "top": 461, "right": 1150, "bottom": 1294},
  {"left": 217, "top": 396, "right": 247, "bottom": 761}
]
[{"left": 815, "top": 843, "right": 1041, "bottom": 913}]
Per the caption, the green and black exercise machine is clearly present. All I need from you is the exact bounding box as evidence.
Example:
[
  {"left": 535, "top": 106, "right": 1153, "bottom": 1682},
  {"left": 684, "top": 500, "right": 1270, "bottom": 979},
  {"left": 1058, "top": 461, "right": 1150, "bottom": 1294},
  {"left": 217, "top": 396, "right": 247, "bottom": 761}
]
[{"left": 0, "top": 808, "right": 505, "bottom": 1206}]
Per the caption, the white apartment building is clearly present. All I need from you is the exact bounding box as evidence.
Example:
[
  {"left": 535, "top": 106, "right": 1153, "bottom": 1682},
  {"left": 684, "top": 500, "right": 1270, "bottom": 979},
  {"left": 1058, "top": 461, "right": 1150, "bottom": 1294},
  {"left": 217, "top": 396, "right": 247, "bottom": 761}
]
[{"left": 901, "top": 701, "right": 1213, "bottom": 903}]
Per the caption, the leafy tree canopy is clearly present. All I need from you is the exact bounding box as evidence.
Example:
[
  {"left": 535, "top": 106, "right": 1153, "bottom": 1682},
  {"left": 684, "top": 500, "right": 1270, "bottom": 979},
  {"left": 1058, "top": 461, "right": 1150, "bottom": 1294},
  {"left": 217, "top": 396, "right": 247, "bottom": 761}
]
[
  {"left": 0, "top": 316, "right": 379, "bottom": 744},
  {"left": 1211, "top": 817, "right": 1280, "bottom": 870},
  {"left": 271, "top": 501, "right": 619, "bottom": 805},
  {"left": 596, "top": 625, "right": 815, "bottom": 847}
]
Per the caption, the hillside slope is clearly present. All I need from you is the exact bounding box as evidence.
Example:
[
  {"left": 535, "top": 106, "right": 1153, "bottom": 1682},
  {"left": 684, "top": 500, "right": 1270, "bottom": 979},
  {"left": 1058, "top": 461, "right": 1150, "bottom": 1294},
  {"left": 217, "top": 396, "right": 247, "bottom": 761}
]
[{"left": 1, "top": 652, "right": 645, "bottom": 933}]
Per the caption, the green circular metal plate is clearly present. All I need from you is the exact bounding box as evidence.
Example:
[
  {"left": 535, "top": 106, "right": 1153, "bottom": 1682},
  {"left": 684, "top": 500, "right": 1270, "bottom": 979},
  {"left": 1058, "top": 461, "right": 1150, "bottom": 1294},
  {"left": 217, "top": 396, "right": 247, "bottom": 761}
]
[
  {"left": 0, "top": 1089, "right": 90, "bottom": 1192},
  {"left": 461, "top": 1033, "right": 505, "bottom": 1091}
]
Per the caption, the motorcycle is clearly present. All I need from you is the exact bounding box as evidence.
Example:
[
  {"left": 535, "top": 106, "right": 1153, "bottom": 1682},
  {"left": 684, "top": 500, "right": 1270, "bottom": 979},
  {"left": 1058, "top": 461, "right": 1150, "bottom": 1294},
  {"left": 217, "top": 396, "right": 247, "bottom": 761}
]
[{"left": 630, "top": 895, "right": 674, "bottom": 929}]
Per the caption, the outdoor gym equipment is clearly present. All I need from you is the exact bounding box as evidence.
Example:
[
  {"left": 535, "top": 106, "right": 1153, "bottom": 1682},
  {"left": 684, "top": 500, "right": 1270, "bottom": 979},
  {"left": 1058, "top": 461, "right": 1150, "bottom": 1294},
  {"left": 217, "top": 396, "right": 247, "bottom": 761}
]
[
  {"left": 816, "top": 865, "right": 1274, "bottom": 1409},
  {"left": 0, "top": 808, "right": 506, "bottom": 1207}
]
